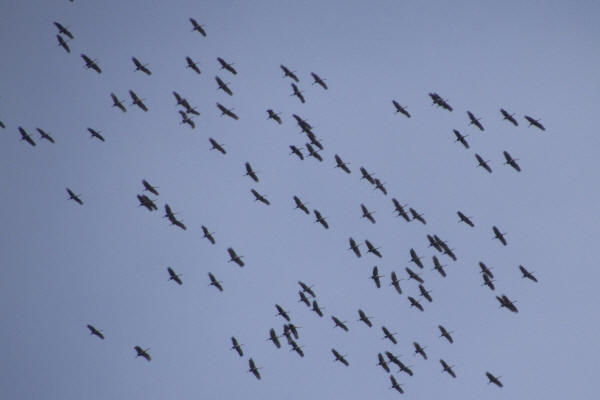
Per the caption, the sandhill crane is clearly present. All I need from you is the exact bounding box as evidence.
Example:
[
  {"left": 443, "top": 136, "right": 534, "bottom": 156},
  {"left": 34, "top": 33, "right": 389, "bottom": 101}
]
[
  {"left": 359, "top": 167, "right": 376, "bottom": 184},
  {"left": 467, "top": 111, "right": 484, "bottom": 131},
  {"left": 312, "top": 300, "right": 324, "bottom": 317},
  {"left": 486, "top": 371, "right": 503, "bottom": 387},
  {"left": 373, "top": 178, "right": 388, "bottom": 195},
  {"left": 185, "top": 56, "right": 201, "bottom": 74},
  {"left": 360, "top": 204, "right": 376, "bottom": 224},
  {"left": 457, "top": 211, "right": 474, "bottom": 227},
  {"left": 334, "top": 154, "right": 351, "bottom": 174},
  {"left": 453, "top": 129, "right": 469, "bottom": 149},
  {"left": 432, "top": 256, "right": 447, "bottom": 277},
  {"left": 208, "top": 272, "right": 223, "bottom": 292},
  {"left": 56, "top": 34, "right": 70, "bottom": 53},
  {"left": 392, "top": 100, "right": 411, "bottom": 118},
  {"left": 419, "top": 284, "right": 433, "bottom": 302},
  {"left": 475, "top": 153, "right": 492, "bottom": 173},
  {"left": 289, "top": 340, "right": 305, "bottom": 357},
  {"left": 280, "top": 65, "right": 299, "bottom": 82},
  {"left": 438, "top": 325, "right": 454, "bottom": 343},
  {"left": 251, "top": 189, "right": 270, "bottom": 205},
  {"left": 87, "top": 324, "right": 104, "bottom": 339},
  {"left": 189, "top": 18, "right": 206, "bottom": 36},
  {"left": 275, "top": 305, "right": 291, "bottom": 322},
  {"left": 389, "top": 354, "right": 413, "bottom": 376},
  {"left": 167, "top": 267, "right": 182, "bottom": 285},
  {"left": 293, "top": 196, "right": 310, "bottom": 214},
  {"left": 298, "top": 281, "right": 316, "bottom": 298},
  {"left": 81, "top": 54, "right": 101, "bottom": 73},
  {"left": 408, "top": 296, "right": 424, "bottom": 312},
  {"left": 243, "top": 162, "right": 259, "bottom": 182},
  {"left": 358, "top": 309, "right": 373, "bottom": 327},
  {"left": 164, "top": 204, "right": 186, "bottom": 230},
  {"left": 370, "top": 266, "right": 383, "bottom": 289},
  {"left": 36, "top": 128, "right": 55, "bottom": 144},
  {"left": 298, "top": 291, "right": 310, "bottom": 307},
  {"left": 429, "top": 92, "right": 453, "bottom": 111},
  {"left": 292, "top": 113, "right": 312, "bottom": 131},
  {"left": 382, "top": 326, "right": 398, "bottom": 344},
  {"left": 482, "top": 273, "right": 495, "bottom": 290},
  {"left": 500, "top": 108, "right": 518, "bottom": 126},
  {"left": 365, "top": 240, "right": 382, "bottom": 258},
  {"left": 87, "top": 127, "right": 105, "bottom": 142},
  {"left": 413, "top": 342, "right": 427, "bottom": 359},
  {"left": 111, "top": 93, "right": 127, "bottom": 112},
  {"left": 409, "top": 248, "right": 424, "bottom": 269},
  {"left": 392, "top": 198, "right": 411, "bottom": 222},
  {"left": 231, "top": 337, "right": 243, "bottom": 356},
  {"left": 305, "top": 142, "right": 323, "bottom": 161},
  {"left": 331, "top": 316, "right": 349, "bottom": 332},
  {"left": 479, "top": 261, "right": 494, "bottom": 278},
  {"left": 54, "top": 22, "right": 74, "bottom": 39},
  {"left": 519, "top": 265, "right": 538, "bottom": 282},
  {"left": 266, "top": 109, "right": 282, "bottom": 124},
  {"left": 268, "top": 328, "right": 281, "bottom": 348},
  {"left": 129, "top": 90, "right": 148, "bottom": 112},
  {"left": 409, "top": 207, "right": 426, "bottom": 224},
  {"left": 492, "top": 226, "right": 507, "bottom": 246},
  {"left": 227, "top": 248, "right": 244, "bottom": 267},
  {"left": 286, "top": 323, "right": 300, "bottom": 340},
  {"left": 426, "top": 234, "right": 442, "bottom": 252},
  {"left": 217, "top": 57, "right": 237, "bottom": 75},
  {"left": 503, "top": 151, "right": 521, "bottom": 172},
  {"left": 66, "top": 188, "right": 83, "bottom": 205},
  {"left": 18, "top": 126, "right": 35, "bottom": 146},
  {"left": 137, "top": 194, "right": 157, "bottom": 211},
  {"left": 389, "top": 375, "right": 404, "bottom": 393},
  {"left": 405, "top": 267, "right": 424, "bottom": 284},
  {"left": 132, "top": 57, "right": 152, "bottom": 75},
  {"left": 291, "top": 83, "right": 305, "bottom": 103},
  {"left": 199, "top": 226, "right": 215, "bottom": 244},
  {"left": 313, "top": 209, "right": 329, "bottom": 229},
  {"left": 331, "top": 349, "right": 349, "bottom": 366},
  {"left": 348, "top": 237, "right": 361, "bottom": 258},
  {"left": 177, "top": 110, "right": 195, "bottom": 128},
  {"left": 390, "top": 271, "right": 403, "bottom": 294},
  {"left": 440, "top": 359, "right": 456, "bottom": 378},
  {"left": 216, "top": 103, "right": 238, "bottom": 120},
  {"left": 215, "top": 76, "right": 233, "bottom": 96},
  {"left": 289, "top": 145, "right": 304, "bottom": 160},
  {"left": 134, "top": 346, "right": 151, "bottom": 361},
  {"left": 248, "top": 358, "right": 261, "bottom": 380},
  {"left": 209, "top": 138, "right": 226, "bottom": 154},
  {"left": 496, "top": 294, "right": 518, "bottom": 313},
  {"left": 377, "top": 353, "right": 391, "bottom": 373},
  {"left": 524, "top": 115, "right": 545, "bottom": 131},
  {"left": 311, "top": 72, "right": 327, "bottom": 89}
]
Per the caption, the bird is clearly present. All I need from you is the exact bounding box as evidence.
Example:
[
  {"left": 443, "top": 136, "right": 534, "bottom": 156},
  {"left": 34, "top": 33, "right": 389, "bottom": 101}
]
[
  {"left": 134, "top": 346, "right": 151, "bottom": 361},
  {"left": 56, "top": 34, "right": 70, "bottom": 53},
  {"left": 408, "top": 296, "right": 424, "bottom": 312},
  {"left": 475, "top": 153, "right": 492, "bottom": 173},
  {"left": 216, "top": 103, "right": 239, "bottom": 120},
  {"left": 243, "top": 162, "right": 259, "bottom": 182},
  {"left": 179, "top": 111, "right": 195, "bottom": 129},
  {"left": 390, "top": 271, "right": 403, "bottom": 294},
  {"left": 142, "top": 180, "right": 159, "bottom": 196},
  {"left": 266, "top": 109, "right": 282, "bottom": 124},
  {"left": 409, "top": 207, "right": 426, "bottom": 224},
  {"left": 111, "top": 93, "right": 127, "bottom": 112},
  {"left": 457, "top": 211, "right": 474, "bottom": 227},
  {"left": 35, "top": 128, "right": 55, "bottom": 143},
  {"left": 348, "top": 237, "right": 361, "bottom": 258},
  {"left": 432, "top": 256, "right": 447, "bottom": 277},
  {"left": 215, "top": 76, "right": 233, "bottom": 96},
  {"left": 54, "top": 22, "right": 74, "bottom": 39},
  {"left": 392, "top": 198, "right": 411, "bottom": 222},
  {"left": 305, "top": 143, "right": 323, "bottom": 162},
  {"left": 19, "top": 126, "right": 36, "bottom": 146},
  {"left": 129, "top": 90, "right": 148, "bottom": 112},
  {"left": 392, "top": 100, "right": 411, "bottom": 118},
  {"left": 293, "top": 195, "right": 310, "bottom": 214},
  {"left": 360, "top": 204, "right": 376, "bottom": 224},
  {"left": 496, "top": 294, "right": 518, "bottom": 313},
  {"left": 410, "top": 248, "right": 424, "bottom": 269},
  {"left": 298, "top": 291, "right": 310, "bottom": 307},
  {"left": 331, "top": 316, "right": 349, "bottom": 332},
  {"left": 503, "top": 150, "right": 521, "bottom": 172},
  {"left": 405, "top": 267, "right": 424, "bottom": 284},
  {"left": 370, "top": 266, "right": 383, "bottom": 289},
  {"left": 359, "top": 167, "right": 375, "bottom": 184},
  {"left": 132, "top": 57, "right": 152, "bottom": 75},
  {"left": 230, "top": 337, "right": 243, "bottom": 356},
  {"left": 208, "top": 273, "right": 223, "bottom": 291},
  {"left": 217, "top": 57, "right": 237, "bottom": 75},
  {"left": 66, "top": 188, "right": 83, "bottom": 205},
  {"left": 492, "top": 226, "right": 507, "bottom": 246},
  {"left": 86, "top": 324, "right": 104, "bottom": 339},
  {"left": 209, "top": 138, "right": 227, "bottom": 154},
  {"left": 365, "top": 240, "right": 382, "bottom": 258},
  {"left": 251, "top": 189, "right": 270, "bottom": 205},
  {"left": 289, "top": 145, "right": 304, "bottom": 160},
  {"left": 247, "top": 358, "right": 261, "bottom": 380},
  {"left": 298, "top": 281, "right": 316, "bottom": 298},
  {"left": 482, "top": 273, "right": 495, "bottom": 290},
  {"left": 291, "top": 83, "right": 305, "bottom": 103},
  {"left": 331, "top": 349, "right": 349, "bottom": 366},
  {"left": 524, "top": 115, "right": 545, "bottom": 131},
  {"left": 313, "top": 209, "right": 329, "bottom": 229},
  {"left": 280, "top": 65, "right": 299, "bottom": 82},
  {"left": 519, "top": 265, "right": 538, "bottom": 282},
  {"left": 167, "top": 267, "right": 182, "bottom": 285},
  {"left": 419, "top": 284, "right": 433, "bottom": 302},
  {"left": 413, "top": 342, "right": 427, "bottom": 359},
  {"left": 429, "top": 92, "right": 453, "bottom": 111},
  {"left": 311, "top": 300, "right": 324, "bottom": 317},
  {"left": 381, "top": 326, "right": 397, "bottom": 344},
  {"left": 227, "top": 248, "right": 244, "bottom": 267},
  {"left": 377, "top": 353, "right": 391, "bottom": 373},
  {"left": 486, "top": 371, "right": 503, "bottom": 387},
  {"left": 275, "top": 305, "right": 291, "bottom": 322},
  {"left": 137, "top": 194, "right": 157, "bottom": 211},
  {"left": 310, "top": 72, "right": 327, "bottom": 89},
  {"left": 373, "top": 178, "right": 388, "bottom": 195},
  {"left": 500, "top": 108, "right": 518, "bottom": 126},
  {"left": 389, "top": 375, "right": 404, "bottom": 393},
  {"left": 453, "top": 129, "right": 469, "bottom": 148},
  {"left": 186, "top": 56, "right": 201, "bottom": 74},
  {"left": 267, "top": 328, "right": 281, "bottom": 348},
  {"left": 334, "top": 154, "right": 351, "bottom": 174},
  {"left": 81, "top": 54, "right": 101, "bottom": 73},
  {"left": 440, "top": 359, "right": 456, "bottom": 378},
  {"left": 467, "top": 111, "right": 484, "bottom": 131},
  {"left": 479, "top": 261, "right": 494, "bottom": 278},
  {"left": 439, "top": 325, "right": 454, "bottom": 343},
  {"left": 358, "top": 309, "right": 373, "bottom": 327},
  {"left": 87, "top": 127, "right": 105, "bottom": 142},
  {"left": 189, "top": 18, "right": 207, "bottom": 36}
]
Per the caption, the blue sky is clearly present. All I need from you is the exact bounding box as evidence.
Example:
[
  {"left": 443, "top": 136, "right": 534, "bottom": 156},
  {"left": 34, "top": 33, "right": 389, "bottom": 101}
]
[{"left": 1, "top": 1, "right": 599, "bottom": 399}]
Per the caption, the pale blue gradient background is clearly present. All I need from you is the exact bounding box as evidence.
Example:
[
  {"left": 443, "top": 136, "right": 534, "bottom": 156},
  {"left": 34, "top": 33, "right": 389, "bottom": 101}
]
[{"left": 1, "top": 1, "right": 599, "bottom": 399}]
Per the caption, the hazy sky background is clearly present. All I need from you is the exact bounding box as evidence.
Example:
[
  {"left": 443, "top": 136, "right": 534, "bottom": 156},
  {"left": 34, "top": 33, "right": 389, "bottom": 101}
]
[{"left": 1, "top": 1, "right": 599, "bottom": 399}]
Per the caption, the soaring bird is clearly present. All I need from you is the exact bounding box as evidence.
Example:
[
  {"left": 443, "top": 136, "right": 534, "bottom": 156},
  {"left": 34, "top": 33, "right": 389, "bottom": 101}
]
[
  {"left": 37, "top": 128, "right": 55, "bottom": 144},
  {"left": 227, "top": 248, "right": 244, "bottom": 267},
  {"left": 167, "top": 267, "right": 182, "bottom": 285},
  {"left": 189, "top": 18, "right": 207, "bottom": 36},
  {"left": 132, "top": 57, "right": 152, "bottom": 75},
  {"left": 334, "top": 154, "right": 351, "bottom": 174},
  {"left": 217, "top": 57, "right": 237, "bottom": 75},
  {"left": 392, "top": 100, "right": 411, "bottom": 118},
  {"left": 524, "top": 115, "right": 545, "bottom": 131},
  {"left": 500, "top": 108, "right": 518, "bottom": 126},
  {"left": 215, "top": 76, "right": 233, "bottom": 96},
  {"left": 503, "top": 151, "right": 521, "bottom": 172},
  {"left": 266, "top": 109, "right": 282, "bottom": 124},
  {"left": 19, "top": 126, "right": 36, "bottom": 146},
  {"left": 467, "top": 111, "right": 484, "bottom": 131},
  {"left": 519, "top": 265, "right": 538, "bottom": 282},
  {"left": 280, "top": 65, "right": 299, "bottom": 82},
  {"left": 134, "top": 346, "right": 151, "bottom": 361},
  {"left": 310, "top": 72, "right": 327, "bottom": 89},
  {"left": 87, "top": 324, "right": 104, "bottom": 339}
]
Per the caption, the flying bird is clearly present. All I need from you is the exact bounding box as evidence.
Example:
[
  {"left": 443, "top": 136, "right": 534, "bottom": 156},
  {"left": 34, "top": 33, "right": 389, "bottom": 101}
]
[
  {"left": 208, "top": 272, "right": 223, "bottom": 291},
  {"left": 377, "top": 353, "right": 390, "bottom": 373},
  {"left": 357, "top": 309, "right": 373, "bottom": 327},
  {"left": 361, "top": 204, "right": 376, "bottom": 224},
  {"left": 216, "top": 103, "right": 238, "bottom": 120},
  {"left": 475, "top": 153, "right": 492, "bottom": 173},
  {"left": 268, "top": 328, "right": 281, "bottom": 348},
  {"left": 439, "top": 325, "right": 454, "bottom": 343},
  {"left": 81, "top": 54, "right": 101, "bottom": 73},
  {"left": 524, "top": 115, "right": 545, "bottom": 131},
  {"left": 334, "top": 154, "right": 351, "bottom": 174},
  {"left": 111, "top": 93, "right": 127, "bottom": 112},
  {"left": 167, "top": 267, "right": 182, "bottom": 285},
  {"left": 248, "top": 358, "right": 261, "bottom": 380},
  {"left": 370, "top": 266, "right": 383, "bottom": 289},
  {"left": 35, "top": 128, "right": 55, "bottom": 144},
  {"left": 289, "top": 145, "right": 304, "bottom": 160},
  {"left": 19, "top": 126, "right": 36, "bottom": 146},
  {"left": 440, "top": 359, "right": 456, "bottom": 378},
  {"left": 419, "top": 284, "right": 433, "bottom": 302},
  {"left": 405, "top": 267, "right": 423, "bottom": 284},
  {"left": 413, "top": 342, "right": 427, "bottom": 359},
  {"left": 142, "top": 179, "right": 159, "bottom": 196},
  {"left": 359, "top": 167, "right": 375, "bottom": 184},
  {"left": 244, "top": 162, "right": 259, "bottom": 182},
  {"left": 409, "top": 207, "right": 426, "bottom": 224},
  {"left": 293, "top": 195, "right": 310, "bottom": 214},
  {"left": 231, "top": 337, "right": 243, "bottom": 356},
  {"left": 486, "top": 372, "right": 503, "bottom": 387},
  {"left": 54, "top": 22, "right": 74, "bottom": 39},
  {"left": 134, "top": 346, "right": 151, "bottom": 361},
  {"left": 492, "top": 226, "right": 507, "bottom": 246},
  {"left": 291, "top": 83, "right": 305, "bottom": 103},
  {"left": 503, "top": 150, "right": 521, "bottom": 172},
  {"left": 275, "top": 305, "right": 291, "bottom": 322},
  {"left": 500, "top": 108, "right": 518, "bottom": 126},
  {"left": 305, "top": 143, "right": 323, "bottom": 162},
  {"left": 348, "top": 237, "right": 361, "bottom": 258},
  {"left": 185, "top": 56, "right": 201, "bottom": 74},
  {"left": 381, "top": 326, "right": 397, "bottom": 344},
  {"left": 392, "top": 100, "right": 411, "bottom": 118},
  {"left": 479, "top": 261, "right": 494, "bottom": 278},
  {"left": 215, "top": 76, "right": 233, "bottom": 96},
  {"left": 227, "top": 248, "right": 244, "bottom": 267},
  {"left": 87, "top": 324, "right": 104, "bottom": 339},
  {"left": 457, "top": 211, "right": 474, "bottom": 227},
  {"left": 132, "top": 57, "right": 152, "bottom": 75},
  {"left": 87, "top": 127, "right": 105, "bottom": 142},
  {"left": 66, "top": 188, "right": 83, "bottom": 205},
  {"left": 410, "top": 248, "right": 424, "bottom": 269},
  {"left": 179, "top": 111, "right": 195, "bottom": 129},
  {"left": 390, "top": 271, "right": 402, "bottom": 294},
  {"left": 217, "top": 57, "right": 237, "bottom": 75},
  {"left": 364, "top": 239, "right": 382, "bottom": 258},
  {"left": 429, "top": 92, "right": 453, "bottom": 111},
  {"left": 432, "top": 256, "right": 447, "bottom": 277},
  {"left": 467, "top": 111, "right": 484, "bottom": 131},
  {"left": 408, "top": 296, "right": 424, "bottom": 312},
  {"left": 392, "top": 198, "right": 411, "bottom": 221},
  {"left": 313, "top": 209, "right": 329, "bottom": 229},
  {"left": 298, "top": 281, "right": 316, "bottom": 298},
  {"left": 496, "top": 294, "right": 518, "bottom": 313},
  {"left": 266, "top": 109, "right": 282, "bottom": 124},
  {"left": 137, "top": 194, "right": 157, "bottom": 211},
  {"left": 482, "top": 273, "right": 495, "bottom": 290},
  {"left": 311, "top": 300, "right": 324, "bottom": 317},
  {"left": 331, "top": 349, "right": 349, "bottom": 366},
  {"left": 373, "top": 178, "right": 388, "bottom": 195},
  {"left": 251, "top": 189, "right": 270, "bottom": 205},
  {"left": 280, "top": 65, "right": 299, "bottom": 82},
  {"left": 389, "top": 375, "right": 404, "bottom": 393},
  {"left": 519, "top": 265, "right": 538, "bottom": 282},
  {"left": 453, "top": 129, "right": 469, "bottom": 149},
  {"left": 189, "top": 18, "right": 206, "bottom": 36},
  {"left": 310, "top": 72, "right": 327, "bottom": 89},
  {"left": 209, "top": 138, "right": 226, "bottom": 154},
  {"left": 56, "top": 34, "right": 70, "bottom": 53},
  {"left": 129, "top": 90, "right": 148, "bottom": 112},
  {"left": 331, "top": 316, "right": 349, "bottom": 332}
]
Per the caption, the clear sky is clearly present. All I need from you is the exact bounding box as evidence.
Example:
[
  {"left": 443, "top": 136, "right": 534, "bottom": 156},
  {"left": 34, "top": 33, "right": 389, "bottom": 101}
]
[{"left": 1, "top": 1, "right": 599, "bottom": 399}]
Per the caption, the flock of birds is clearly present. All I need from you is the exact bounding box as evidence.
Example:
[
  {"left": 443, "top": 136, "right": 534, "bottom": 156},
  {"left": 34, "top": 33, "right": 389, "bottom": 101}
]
[{"left": 7, "top": 9, "right": 548, "bottom": 397}]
